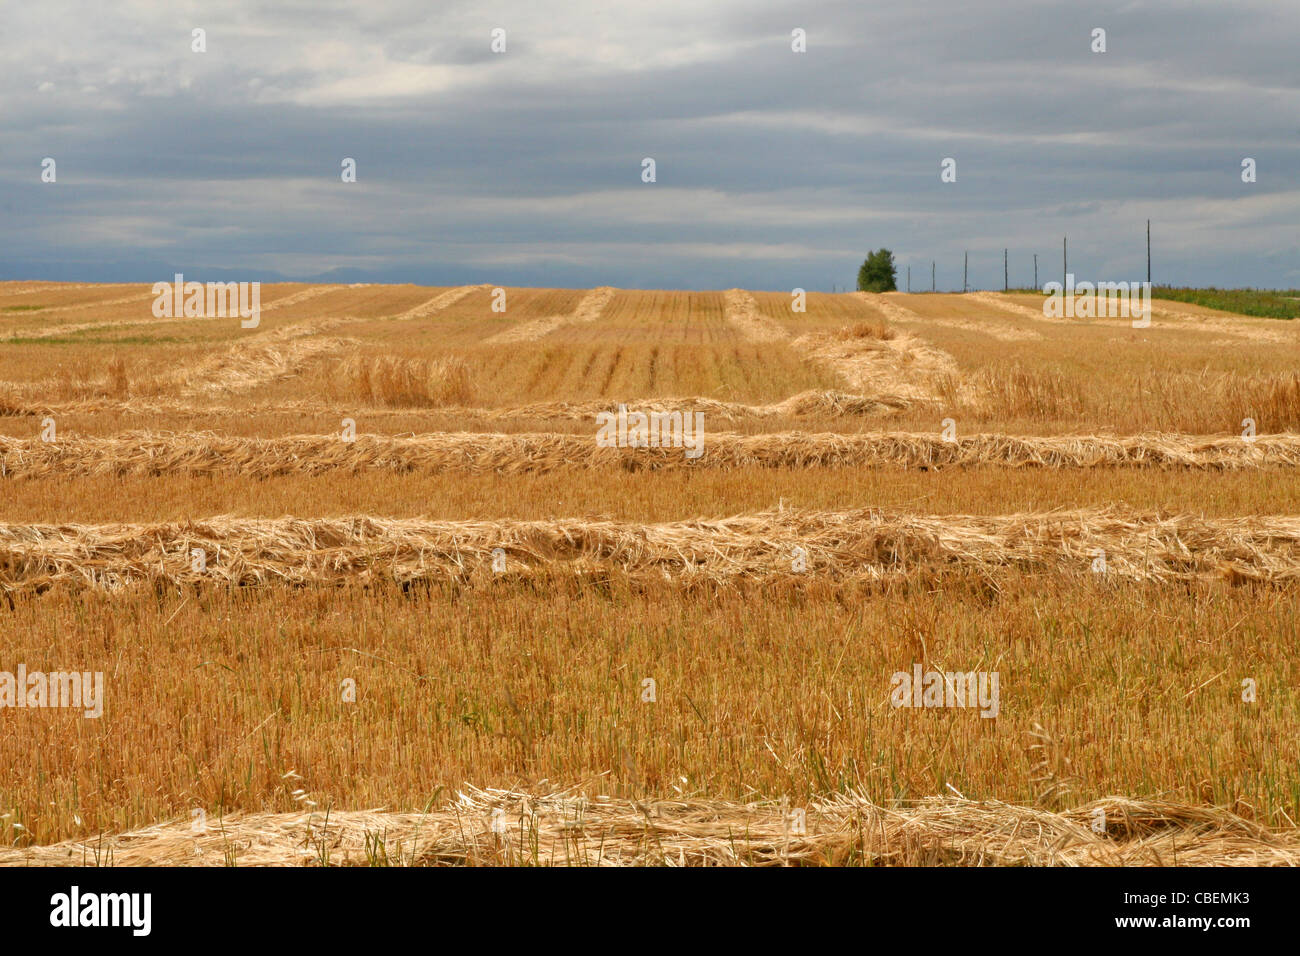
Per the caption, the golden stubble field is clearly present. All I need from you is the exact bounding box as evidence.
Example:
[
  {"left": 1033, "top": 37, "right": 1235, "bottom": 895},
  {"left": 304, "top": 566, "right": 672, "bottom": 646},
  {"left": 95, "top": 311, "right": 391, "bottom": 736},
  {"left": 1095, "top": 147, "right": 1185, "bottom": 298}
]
[{"left": 1, "top": 280, "right": 1298, "bottom": 866}]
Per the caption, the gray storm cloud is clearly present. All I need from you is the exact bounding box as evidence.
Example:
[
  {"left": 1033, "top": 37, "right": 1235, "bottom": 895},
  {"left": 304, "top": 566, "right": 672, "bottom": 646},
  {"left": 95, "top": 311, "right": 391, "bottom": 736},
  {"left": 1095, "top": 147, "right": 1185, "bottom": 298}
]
[{"left": 2, "top": 0, "right": 1297, "bottom": 288}]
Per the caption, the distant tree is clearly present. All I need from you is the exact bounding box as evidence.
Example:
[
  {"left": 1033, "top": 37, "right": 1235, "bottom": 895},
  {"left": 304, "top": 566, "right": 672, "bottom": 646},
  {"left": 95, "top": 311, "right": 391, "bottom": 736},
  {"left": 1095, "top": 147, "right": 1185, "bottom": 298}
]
[{"left": 857, "top": 249, "right": 897, "bottom": 292}]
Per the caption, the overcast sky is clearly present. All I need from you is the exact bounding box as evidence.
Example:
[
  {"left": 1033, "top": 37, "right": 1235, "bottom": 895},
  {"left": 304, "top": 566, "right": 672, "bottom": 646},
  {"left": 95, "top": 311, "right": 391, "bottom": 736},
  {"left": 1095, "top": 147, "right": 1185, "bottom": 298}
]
[{"left": 2, "top": 0, "right": 1297, "bottom": 290}]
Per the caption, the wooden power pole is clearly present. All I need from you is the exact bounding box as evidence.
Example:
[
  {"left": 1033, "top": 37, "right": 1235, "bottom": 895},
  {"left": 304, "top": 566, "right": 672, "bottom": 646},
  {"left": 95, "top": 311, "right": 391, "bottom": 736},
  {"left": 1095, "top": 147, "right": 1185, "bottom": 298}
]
[
  {"left": 1004, "top": 248, "right": 1008, "bottom": 291},
  {"left": 963, "top": 252, "right": 968, "bottom": 293}
]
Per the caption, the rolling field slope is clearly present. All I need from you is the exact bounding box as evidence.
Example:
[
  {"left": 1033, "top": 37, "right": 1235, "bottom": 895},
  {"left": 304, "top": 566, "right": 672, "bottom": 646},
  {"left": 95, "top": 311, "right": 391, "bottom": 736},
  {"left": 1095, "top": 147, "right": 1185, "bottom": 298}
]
[{"left": 2, "top": 282, "right": 1298, "bottom": 866}]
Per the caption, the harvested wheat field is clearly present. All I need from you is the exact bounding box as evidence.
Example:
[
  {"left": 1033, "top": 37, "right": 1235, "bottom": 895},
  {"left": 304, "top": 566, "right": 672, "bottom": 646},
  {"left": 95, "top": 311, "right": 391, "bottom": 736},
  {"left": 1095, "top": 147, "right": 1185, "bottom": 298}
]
[{"left": 2, "top": 282, "right": 1298, "bottom": 867}]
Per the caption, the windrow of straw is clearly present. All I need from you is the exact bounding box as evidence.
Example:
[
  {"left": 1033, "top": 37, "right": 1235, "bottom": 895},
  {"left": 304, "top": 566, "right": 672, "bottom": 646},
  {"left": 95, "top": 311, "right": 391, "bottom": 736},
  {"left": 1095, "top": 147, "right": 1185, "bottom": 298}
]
[
  {"left": 391, "top": 284, "right": 493, "bottom": 321},
  {"left": 4, "top": 431, "right": 1299, "bottom": 480},
  {"left": 859, "top": 292, "right": 1043, "bottom": 342},
  {"left": 5, "top": 284, "right": 338, "bottom": 319},
  {"left": 964, "top": 291, "right": 1295, "bottom": 346},
  {"left": 11, "top": 370, "right": 1298, "bottom": 431},
  {"left": 0, "top": 291, "right": 155, "bottom": 317},
  {"left": 485, "top": 286, "right": 617, "bottom": 344},
  {"left": 2, "top": 294, "right": 168, "bottom": 342},
  {"left": 793, "top": 328, "right": 959, "bottom": 402},
  {"left": 2, "top": 286, "right": 488, "bottom": 399},
  {"left": 257, "top": 284, "right": 347, "bottom": 313},
  {"left": 3, "top": 787, "right": 1296, "bottom": 866},
  {"left": 480, "top": 389, "right": 914, "bottom": 421},
  {"left": 4, "top": 316, "right": 158, "bottom": 343},
  {"left": 719, "top": 288, "right": 963, "bottom": 401},
  {"left": 1148, "top": 305, "right": 1294, "bottom": 345},
  {"left": 0, "top": 389, "right": 913, "bottom": 420},
  {"left": 0, "top": 286, "right": 347, "bottom": 342},
  {"left": 965, "top": 291, "right": 1050, "bottom": 320},
  {"left": 0, "top": 282, "right": 138, "bottom": 295},
  {"left": 174, "top": 331, "right": 357, "bottom": 396},
  {"left": 964, "top": 291, "right": 1135, "bottom": 329},
  {"left": 962, "top": 291, "right": 1053, "bottom": 336},
  {"left": 723, "top": 288, "right": 789, "bottom": 343},
  {"left": 3, "top": 507, "right": 1299, "bottom": 591}
]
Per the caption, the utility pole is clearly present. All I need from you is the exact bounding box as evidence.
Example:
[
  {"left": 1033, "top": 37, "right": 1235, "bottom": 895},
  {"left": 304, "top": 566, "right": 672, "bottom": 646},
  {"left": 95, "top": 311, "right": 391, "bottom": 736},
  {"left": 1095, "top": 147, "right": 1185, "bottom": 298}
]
[
  {"left": 1004, "top": 248, "right": 1008, "bottom": 291},
  {"left": 1063, "top": 236, "right": 1067, "bottom": 289},
  {"left": 1147, "top": 219, "right": 1151, "bottom": 285},
  {"left": 931, "top": 261, "right": 935, "bottom": 292},
  {"left": 1033, "top": 254, "right": 1038, "bottom": 290},
  {"left": 963, "top": 252, "right": 968, "bottom": 293},
  {"left": 907, "top": 266, "right": 911, "bottom": 293}
]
